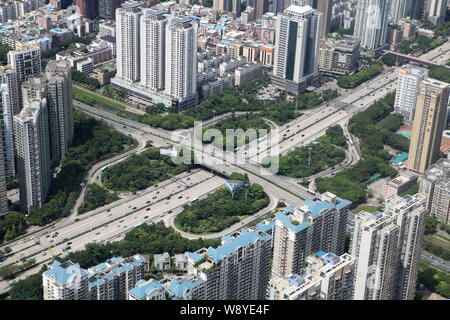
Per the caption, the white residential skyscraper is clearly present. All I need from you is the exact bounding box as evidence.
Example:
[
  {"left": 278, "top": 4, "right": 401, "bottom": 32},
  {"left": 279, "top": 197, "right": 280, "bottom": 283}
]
[
  {"left": 393, "top": 66, "right": 428, "bottom": 123},
  {"left": 389, "top": 0, "right": 416, "bottom": 23},
  {"left": 21, "top": 60, "right": 74, "bottom": 165},
  {"left": 384, "top": 194, "right": 427, "bottom": 300},
  {"left": 419, "top": 157, "right": 450, "bottom": 224},
  {"left": 140, "top": 9, "right": 167, "bottom": 91},
  {"left": 116, "top": 1, "right": 143, "bottom": 83},
  {"left": 0, "top": 66, "right": 19, "bottom": 177},
  {"left": 272, "top": 4, "right": 323, "bottom": 95},
  {"left": 268, "top": 252, "right": 355, "bottom": 300},
  {"left": 353, "top": 0, "right": 390, "bottom": 51},
  {"left": 43, "top": 60, "right": 74, "bottom": 164},
  {"left": 0, "top": 116, "right": 7, "bottom": 217},
  {"left": 351, "top": 194, "right": 427, "bottom": 300},
  {"left": 13, "top": 99, "right": 51, "bottom": 213},
  {"left": 185, "top": 229, "right": 272, "bottom": 300},
  {"left": 7, "top": 41, "right": 41, "bottom": 108},
  {"left": 43, "top": 261, "right": 89, "bottom": 300},
  {"left": 426, "top": 0, "right": 448, "bottom": 25},
  {"left": 165, "top": 16, "right": 198, "bottom": 109},
  {"left": 271, "top": 192, "right": 351, "bottom": 278},
  {"left": 351, "top": 212, "right": 400, "bottom": 300},
  {"left": 408, "top": 78, "right": 450, "bottom": 174}
]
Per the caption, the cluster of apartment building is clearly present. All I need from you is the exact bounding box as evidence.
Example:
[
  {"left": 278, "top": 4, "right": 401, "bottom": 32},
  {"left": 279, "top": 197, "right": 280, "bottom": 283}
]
[
  {"left": 42, "top": 190, "right": 428, "bottom": 300},
  {"left": 392, "top": 65, "right": 450, "bottom": 174},
  {"left": 42, "top": 255, "right": 146, "bottom": 300},
  {"left": 0, "top": 2, "right": 94, "bottom": 51},
  {"left": 0, "top": 38, "right": 73, "bottom": 216}
]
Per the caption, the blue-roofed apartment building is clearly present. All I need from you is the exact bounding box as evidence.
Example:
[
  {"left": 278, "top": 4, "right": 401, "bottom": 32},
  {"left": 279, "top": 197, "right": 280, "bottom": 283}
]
[
  {"left": 272, "top": 192, "right": 351, "bottom": 278},
  {"left": 267, "top": 252, "right": 355, "bottom": 300},
  {"left": 87, "top": 255, "right": 146, "bottom": 300},
  {"left": 159, "top": 275, "right": 206, "bottom": 300},
  {"left": 43, "top": 261, "right": 89, "bottom": 300},
  {"left": 43, "top": 255, "right": 147, "bottom": 300},
  {"left": 185, "top": 229, "right": 272, "bottom": 300},
  {"left": 127, "top": 279, "right": 166, "bottom": 300}
]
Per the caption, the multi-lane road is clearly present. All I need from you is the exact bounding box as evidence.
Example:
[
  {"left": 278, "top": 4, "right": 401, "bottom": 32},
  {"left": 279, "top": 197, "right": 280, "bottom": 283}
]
[{"left": 3, "top": 38, "right": 450, "bottom": 293}]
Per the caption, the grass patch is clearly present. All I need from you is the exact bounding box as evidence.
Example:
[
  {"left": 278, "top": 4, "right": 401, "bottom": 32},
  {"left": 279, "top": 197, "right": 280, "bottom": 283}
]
[
  {"left": 399, "top": 182, "right": 419, "bottom": 197},
  {"left": 352, "top": 205, "right": 379, "bottom": 214},
  {"left": 263, "top": 140, "right": 346, "bottom": 178},
  {"left": 73, "top": 86, "right": 127, "bottom": 110},
  {"left": 200, "top": 113, "right": 271, "bottom": 149},
  {"left": 175, "top": 184, "right": 269, "bottom": 234},
  {"left": 102, "top": 147, "right": 193, "bottom": 192}
]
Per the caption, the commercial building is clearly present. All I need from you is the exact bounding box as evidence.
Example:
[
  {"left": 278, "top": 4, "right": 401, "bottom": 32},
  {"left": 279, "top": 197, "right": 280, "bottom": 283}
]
[
  {"left": 271, "top": 192, "right": 351, "bottom": 278},
  {"left": 407, "top": 78, "right": 450, "bottom": 174},
  {"left": 13, "top": 98, "right": 51, "bottom": 213},
  {"left": 185, "top": 229, "right": 272, "bottom": 300},
  {"left": 318, "top": 34, "right": 360, "bottom": 75},
  {"left": 272, "top": 4, "right": 323, "bottom": 95},
  {"left": 268, "top": 252, "right": 355, "bottom": 300},
  {"left": 394, "top": 66, "right": 428, "bottom": 123},
  {"left": 353, "top": 0, "right": 390, "bottom": 52},
  {"left": 419, "top": 157, "right": 450, "bottom": 224}
]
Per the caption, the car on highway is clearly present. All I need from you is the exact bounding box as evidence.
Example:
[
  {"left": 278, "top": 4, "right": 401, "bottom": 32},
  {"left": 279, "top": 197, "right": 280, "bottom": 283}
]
[
  {"left": 95, "top": 232, "right": 101, "bottom": 235},
  {"left": 66, "top": 242, "right": 72, "bottom": 245},
  {"left": 144, "top": 216, "right": 149, "bottom": 219},
  {"left": 74, "top": 218, "right": 80, "bottom": 222},
  {"left": 132, "top": 207, "right": 137, "bottom": 210},
  {"left": 146, "top": 200, "right": 151, "bottom": 204},
  {"left": 120, "top": 220, "right": 124, "bottom": 223},
  {"left": 146, "top": 208, "right": 151, "bottom": 211},
  {"left": 42, "top": 251, "right": 47, "bottom": 256}
]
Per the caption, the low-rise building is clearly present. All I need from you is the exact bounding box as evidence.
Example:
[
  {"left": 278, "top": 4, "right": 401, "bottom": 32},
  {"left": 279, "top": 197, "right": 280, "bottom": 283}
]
[
  {"left": 154, "top": 252, "right": 171, "bottom": 270},
  {"left": 318, "top": 34, "right": 360, "bottom": 75},
  {"left": 127, "top": 279, "right": 166, "bottom": 300},
  {"left": 235, "top": 63, "right": 263, "bottom": 86},
  {"left": 383, "top": 171, "right": 418, "bottom": 199}
]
